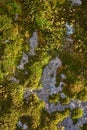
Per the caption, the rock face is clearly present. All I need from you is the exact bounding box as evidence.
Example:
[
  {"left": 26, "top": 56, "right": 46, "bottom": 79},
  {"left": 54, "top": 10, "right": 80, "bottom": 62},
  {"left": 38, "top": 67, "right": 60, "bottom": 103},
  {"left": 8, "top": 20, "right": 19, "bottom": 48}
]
[
  {"left": 42, "top": 57, "right": 62, "bottom": 90},
  {"left": 58, "top": 116, "right": 80, "bottom": 130},
  {"left": 36, "top": 57, "right": 59, "bottom": 102},
  {"left": 70, "top": 0, "right": 82, "bottom": 6},
  {"left": 36, "top": 56, "right": 87, "bottom": 129},
  {"left": 58, "top": 101, "right": 87, "bottom": 130},
  {"left": 39, "top": 57, "right": 63, "bottom": 100},
  {"left": 36, "top": 57, "right": 67, "bottom": 113},
  {"left": 29, "top": 31, "right": 38, "bottom": 55}
]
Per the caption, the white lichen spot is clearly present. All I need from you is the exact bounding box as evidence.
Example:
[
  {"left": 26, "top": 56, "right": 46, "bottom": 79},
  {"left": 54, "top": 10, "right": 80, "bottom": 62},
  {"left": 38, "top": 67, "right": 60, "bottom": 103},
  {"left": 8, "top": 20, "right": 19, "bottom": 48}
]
[
  {"left": 66, "top": 22, "right": 74, "bottom": 36},
  {"left": 15, "top": 14, "right": 18, "bottom": 21},
  {"left": 60, "top": 74, "right": 66, "bottom": 80},
  {"left": 5, "top": 40, "right": 10, "bottom": 43},
  {"left": 60, "top": 93, "right": 66, "bottom": 99}
]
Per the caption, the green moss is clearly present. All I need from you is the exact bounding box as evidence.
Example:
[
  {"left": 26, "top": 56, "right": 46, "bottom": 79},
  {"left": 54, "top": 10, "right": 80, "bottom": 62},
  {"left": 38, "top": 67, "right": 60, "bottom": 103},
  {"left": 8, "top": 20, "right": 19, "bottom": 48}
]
[
  {"left": 80, "top": 123, "right": 87, "bottom": 130},
  {"left": 0, "top": 108, "right": 20, "bottom": 130},
  {"left": 0, "top": 15, "right": 12, "bottom": 32},
  {"left": 38, "top": 109, "right": 69, "bottom": 130},
  {"left": 77, "top": 89, "right": 87, "bottom": 101},
  {"left": 0, "top": 0, "right": 87, "bottom": 129},
  {"left": 51, "top": 109, "right": 70, "bottom": 124},
  {"left": 60, "top": 97, "right": 70, "bottom": 105},
  {"left": 71, "top": 108, "right": 83, "bottom": 120},
  {"left": 48, "top": 93, "right": 60, "bottom": 104}
]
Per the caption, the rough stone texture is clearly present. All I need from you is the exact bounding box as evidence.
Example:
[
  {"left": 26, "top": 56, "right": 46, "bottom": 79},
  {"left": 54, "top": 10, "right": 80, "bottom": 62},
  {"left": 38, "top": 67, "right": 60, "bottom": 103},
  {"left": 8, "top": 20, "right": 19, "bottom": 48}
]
[
  {"left": 42, "top": 57, "right": 62, "bottom": 90},
  {"left": 58, "top": 116, "right": 80, "bottom": 130},
  {"left": 69, "top": 100, "right": 82, "bottom": 110},
  {"left": 36, "top": 57, "right": 67, "bottom": 113},
  {"left": 36, "top": 57, "right": 62, "bottom": 102},
  {"left": 48, "top": 102, "right": 65, "bottom": 113},
  {"left": 29, "top": 31, "right": 38, "bottom": 55},
  {"left": 17, "top": 53, "right": 28, "bottom": 70},
  {"left": 17, "top": 120, "right": 29, "bottom": 130},
  {"left": 34, "top": 56, "right": 87, "bottom": 129},
  {"left": 10, "top": 77, "right": 19, "bottom": 83},
  {"left": 58, "top": 101, "right": 87, "bottom": 130},
  {"left": 70, "top": 0, "right": 82, "bottom": 6}
]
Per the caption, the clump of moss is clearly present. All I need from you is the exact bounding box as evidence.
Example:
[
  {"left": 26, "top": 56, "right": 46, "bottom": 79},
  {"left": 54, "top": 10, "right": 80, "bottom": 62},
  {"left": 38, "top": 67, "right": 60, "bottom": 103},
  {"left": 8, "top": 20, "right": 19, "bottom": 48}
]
[
  {"left": 80, "top": 123, "right": 87, "bottom": 130},
  {"left": 71, "top": 108, "right": 83, "bottom": 120},
  {"left": 77, "top": 89, "right": 87, "bottom": 101},
  {"left": 48, "top": 93, "right": 60, "bottom": 104},
  {"left": 60, "top": 97, "right": 70, "bottom": 105}
]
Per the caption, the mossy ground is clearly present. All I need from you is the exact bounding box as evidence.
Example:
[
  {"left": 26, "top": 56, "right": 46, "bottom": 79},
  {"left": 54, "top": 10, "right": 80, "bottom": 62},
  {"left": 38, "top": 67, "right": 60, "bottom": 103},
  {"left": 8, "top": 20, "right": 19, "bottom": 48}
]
[{"left": 0, "top": 0, "right": 87, "bottom": 129}]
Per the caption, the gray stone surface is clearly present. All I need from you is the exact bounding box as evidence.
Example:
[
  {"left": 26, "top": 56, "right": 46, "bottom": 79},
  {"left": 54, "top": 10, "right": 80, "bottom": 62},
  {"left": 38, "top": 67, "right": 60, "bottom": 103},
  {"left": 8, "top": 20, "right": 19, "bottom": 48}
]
[
  {"left": 17, "top": 120, "right": 29, "bottom": 130},
  {"left": 29, "top": 31, "right": 38, "bottom": 55},
  {"left": 58, "top": 116, "right": 80, "bottom": 130},
  {"left": 58, "top": 101, "right": 87, "bottom": 130},
  {"left": 10, "top": 77, "right": 19, "bottom": 83},
  {"left": 36, "top": 57, "right": 63, "bottom": 103},
  {"left": 35, "top": 57, "right": 87, "bottom": 129},
  {"left": 70, "top": 0, "right": 82, "bottom": 6},
  {"left": 36, "top": 57, "right": 67, "bottom": 113}
]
